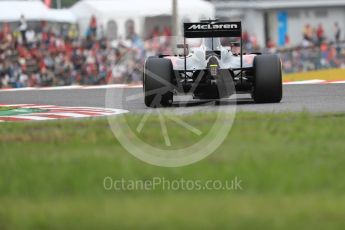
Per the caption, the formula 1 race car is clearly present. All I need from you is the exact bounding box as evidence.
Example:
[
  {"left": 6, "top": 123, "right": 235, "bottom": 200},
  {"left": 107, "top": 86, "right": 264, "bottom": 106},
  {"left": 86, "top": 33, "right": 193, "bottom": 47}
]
[{"left": 143, "top": 19, "right": 282, "bottom": 107}]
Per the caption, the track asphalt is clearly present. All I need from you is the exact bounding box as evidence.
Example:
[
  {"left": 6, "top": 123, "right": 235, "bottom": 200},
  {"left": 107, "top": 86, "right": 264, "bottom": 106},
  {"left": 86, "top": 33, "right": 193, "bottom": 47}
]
[{"left": 0, "top": 84, "right": 344, "bottom": 114}]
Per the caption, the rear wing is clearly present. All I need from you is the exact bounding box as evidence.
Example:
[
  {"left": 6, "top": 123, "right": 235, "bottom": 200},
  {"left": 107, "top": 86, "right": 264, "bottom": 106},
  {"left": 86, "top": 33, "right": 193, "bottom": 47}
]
[{"left": 184, "top": 22, "right": 242, "bottom": 38}]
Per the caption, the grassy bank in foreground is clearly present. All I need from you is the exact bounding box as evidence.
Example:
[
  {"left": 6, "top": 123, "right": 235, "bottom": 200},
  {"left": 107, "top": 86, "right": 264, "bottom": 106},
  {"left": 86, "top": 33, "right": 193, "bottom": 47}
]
[
  {"left": 284, "top": 68, "right": 345, "bottom": 82},
  {"left": 1, "top": 112, "right": 345, "bottom": 229}
]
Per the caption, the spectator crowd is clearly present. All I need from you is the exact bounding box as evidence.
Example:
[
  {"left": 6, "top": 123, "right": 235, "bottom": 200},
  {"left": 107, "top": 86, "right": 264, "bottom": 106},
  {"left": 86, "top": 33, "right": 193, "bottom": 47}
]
[
  {"left": 279, "top": 23, "right": 345, "bottom": 73},
  {"left": 0, "top": 15, "right": 173, "bottom": 89},
  {"left": 242, "top": 23, "right": 345, "bottom": 73},
  {"left": 0, "top": 16, "right": 344, "bottom": 89}
]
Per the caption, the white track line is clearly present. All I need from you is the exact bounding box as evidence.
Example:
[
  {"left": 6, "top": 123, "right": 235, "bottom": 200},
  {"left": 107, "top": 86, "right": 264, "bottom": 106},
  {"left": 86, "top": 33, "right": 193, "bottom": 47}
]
[
  {"left": 0, "top": 104, "right": 129, "bottom": 122},
  {"left": 39, "top": 86, "right": 83, "bottom": 91},
  {"left": 83, "top": 84, "right": 128, "bottom": 89},
  {"left": 0, "top": 104, "right": 37, "bottom": 107},
  {"left": 10, "top": 115, "right": 55, "bottom": 121},
  {"left": 20, "top": 105, "right": 55, "bottom": 109},
  {"left": 0, "top": 84, "right": 143, "bottom": 92},
  {"left": 283, "top": 80, "right": 326, "bottom": 85},
  {"left": 18, "top": 105, "right": 123, "bottom": 113},
  {"left": 330, "top": 81, "right": 345, "bottom": 84},
  {"left": 36, "top": 112, "right": 91, "bottom": 118},
  {"left": 0, "top": 87, "right": 36, "bottom": 92}
]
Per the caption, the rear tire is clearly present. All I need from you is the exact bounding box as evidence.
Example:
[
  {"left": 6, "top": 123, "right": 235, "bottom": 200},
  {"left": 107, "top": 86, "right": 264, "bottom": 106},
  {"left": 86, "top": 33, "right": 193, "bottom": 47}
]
[
  {"left": 252, "top": 55, "right": 283, "bottom": 103},
  {"left": 144, "top": 58, "right": 174, "bottom": 108}
]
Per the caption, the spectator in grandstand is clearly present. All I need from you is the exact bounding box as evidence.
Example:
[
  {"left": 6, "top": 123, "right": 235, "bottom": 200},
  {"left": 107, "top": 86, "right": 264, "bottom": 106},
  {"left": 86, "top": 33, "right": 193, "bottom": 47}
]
[
  {"left": 241, "top": 31, "right": 257, "bottom": 53},
  {"left": 303, "top": 24, "right": 313, "bottom": 42},
  {"left": 19, "top": 15, "right": 28, "bottom": 44},
  {"left": 0, "top": 22, "right": 10, "bottom": 40},
  {"left": 242, "top": 31, "right": 249, "bottom": 44},
  {"left": 284, "top": 34, "right": 291, "bottom": 48},
  {"left": 89, "top": 15, "right": 98, "bottom": 38},
  {"left": 334, "top": 22, "right": 341, "bottom": 43},
  {"left": 68, "top": 24, "right": 79, "bottom": 41},
  {"left": 316, "top": 24, "right": 325, "bottom": 45},
  {"left": 333, "top": 22, "right": 342, "bottom": 55},
  {"left": 250, "top": 33, "right": 259, "bottom": 51},
  {"left": 163, "top": 26, "right": 172, "bottom": 38},
  {"left": 149, "top": 26, "right": 160, "bottom": 40},
  {"left": 266, "top": 38, "right": 276, "bottom": 53}
]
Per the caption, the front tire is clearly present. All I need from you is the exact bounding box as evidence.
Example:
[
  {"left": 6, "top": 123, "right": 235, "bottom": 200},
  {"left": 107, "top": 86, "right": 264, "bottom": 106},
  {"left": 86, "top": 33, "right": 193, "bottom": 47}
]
[
  {"left": 252, "top": 55, "right": 283, "bottom": 103},
  {"left": 144, "top": 58, "right": 174, "bottom": 108}
]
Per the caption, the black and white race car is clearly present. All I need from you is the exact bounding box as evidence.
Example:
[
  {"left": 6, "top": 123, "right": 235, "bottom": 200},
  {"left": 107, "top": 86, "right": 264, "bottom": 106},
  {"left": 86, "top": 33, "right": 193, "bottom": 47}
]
[{"left": 143, "top": 19, "right": 282, "bottom": 107}]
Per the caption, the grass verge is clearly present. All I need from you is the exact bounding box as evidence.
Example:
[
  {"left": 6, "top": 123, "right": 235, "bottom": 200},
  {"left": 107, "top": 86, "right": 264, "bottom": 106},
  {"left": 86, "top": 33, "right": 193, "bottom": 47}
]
[{"left": 1, "top": 112, "right": 345, "bottom": 229}]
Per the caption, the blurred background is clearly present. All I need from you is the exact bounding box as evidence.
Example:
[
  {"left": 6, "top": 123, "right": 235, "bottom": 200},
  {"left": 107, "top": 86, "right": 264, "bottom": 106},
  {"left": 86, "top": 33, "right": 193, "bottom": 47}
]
[{"left": 0, "top": 0, "right": 344, "bottom": 88}]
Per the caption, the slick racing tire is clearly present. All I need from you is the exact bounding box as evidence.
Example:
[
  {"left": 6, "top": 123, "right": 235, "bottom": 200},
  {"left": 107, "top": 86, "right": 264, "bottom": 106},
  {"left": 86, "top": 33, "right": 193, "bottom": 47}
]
[
  {"left": 144, "top": 57, "right": 174, "bottom": 108},
  {"left": 252, "top": 55, "right": 283, "bottom": 103}
]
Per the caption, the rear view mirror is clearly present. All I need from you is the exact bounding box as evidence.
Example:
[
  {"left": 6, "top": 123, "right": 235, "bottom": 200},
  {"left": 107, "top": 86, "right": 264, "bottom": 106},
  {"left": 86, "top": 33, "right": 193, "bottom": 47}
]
[
  {"left": 177, "top": 44, "right": 189, "bottom": 56},
  {"left": 177, "top": 44, "right": 188, "bottom": 49}
]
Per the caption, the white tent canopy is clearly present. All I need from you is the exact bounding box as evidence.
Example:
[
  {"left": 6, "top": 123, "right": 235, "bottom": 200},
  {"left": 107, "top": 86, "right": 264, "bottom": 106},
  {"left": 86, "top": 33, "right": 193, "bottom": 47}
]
[
  {"left": 47, "top": 9, "right": 77, "bottom": 23},
  {"left": 0, "top": 0, "right": 76, "bottom": 23},
  {"left": 70, "top": 0, "right": 215, "bottom": 38}
]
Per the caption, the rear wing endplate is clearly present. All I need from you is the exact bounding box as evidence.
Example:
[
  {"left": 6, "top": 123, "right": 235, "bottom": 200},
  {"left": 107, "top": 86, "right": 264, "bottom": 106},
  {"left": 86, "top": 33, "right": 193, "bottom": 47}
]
[{"left": 184, "top": 22, "right": 242, "bottom": 38}]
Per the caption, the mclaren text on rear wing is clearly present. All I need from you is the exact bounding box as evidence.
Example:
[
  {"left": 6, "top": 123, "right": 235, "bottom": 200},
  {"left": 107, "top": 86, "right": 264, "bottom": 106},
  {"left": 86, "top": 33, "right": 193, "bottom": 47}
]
[{"left": 184, "top": 22, "right": 242, "bottom": 38}]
